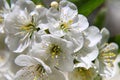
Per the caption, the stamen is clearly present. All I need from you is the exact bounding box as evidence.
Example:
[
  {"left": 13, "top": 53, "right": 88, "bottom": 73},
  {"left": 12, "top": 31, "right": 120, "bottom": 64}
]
[
  {"left": 49, "top": 44, "right": 61, "bottom": 59},
  {"left": 99, "top": 43, "right": 117, "bottom": 67},
  {"left": 35, "top": 64, "right": 46, "bottom": 77},
  {"left": 60, "top": 20, "right": 73, "bottom": 32}
]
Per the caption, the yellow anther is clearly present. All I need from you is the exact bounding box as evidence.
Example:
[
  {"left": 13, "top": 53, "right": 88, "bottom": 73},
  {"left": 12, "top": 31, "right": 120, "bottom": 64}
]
[
  {"left": 49, "top": 44, "right": 61, "bottom": 59},
  {"left": 60, "top": 20, "right": 73, "bottom": 32},
  {"left": 20, "top": 23, "right": 35, "bottom": 31},
  {"left": 68, "top": 20, "right": 73, "bottom": 24}
]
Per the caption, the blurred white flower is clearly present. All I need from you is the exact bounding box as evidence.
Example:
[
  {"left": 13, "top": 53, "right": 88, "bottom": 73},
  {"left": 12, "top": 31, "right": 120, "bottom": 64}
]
[
  {"left": 95, "top": 28, "right": 119, "bottom": 78},
  {"left": 0, "top": 0, "right": 15, "bottom": 33},
  {"left": 0, "top": 50, "right": 15, "bottom": 80},
  {"left": 29, "top": 35, "right": 74, "bottom": 72},
  {"left": 15, "top": 55, "right": 65, "bottom": 80}
]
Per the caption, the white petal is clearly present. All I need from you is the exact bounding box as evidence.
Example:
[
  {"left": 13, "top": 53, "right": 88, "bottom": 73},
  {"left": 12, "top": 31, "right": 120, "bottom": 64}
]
[
  {"left": 5, "top": 35, "right": 31, "bottom": 53},
  {"left": 48, "top": 68, "right": 66, "bottom": 80},
  {"left": 47, "top": 7, "right": 60, "bottom": 24},
  {"left": 15, "top": 0, "right": 35, "bottom": 13},
  {"left": 3, "top": 0, "right": 10, "bottom": 10},
  {"left": 102, "top": 43, "right": 118, "bottom": 52},
  {"left": 29, "top": 43, "right": 49, "bottom": 61},
  {"left": 15, "top": 55, "right": 35, "bottom": 67},
  {"left": 64, "top": 30, "right": 84, "bottom": 52},
  {"left": 15, "top": 66, "right": 37, "bottom": 80},
  {"left": 60, "top": 0, "right": 77, "bottom": 21},
  {"left": 100, "top": 28, "right": 110, "bottom": 46},
  {"left": 57, "top": 54, "right": 74, "bottom": 72},
  {"left": 76, "top": 45, "right": 99, "bottom": 69},
  {"left": 71, "top": 14, "right": 89, "bottom": 32},
  {"left": 84, "top": 26, "right": 102, "bottom": 47}
]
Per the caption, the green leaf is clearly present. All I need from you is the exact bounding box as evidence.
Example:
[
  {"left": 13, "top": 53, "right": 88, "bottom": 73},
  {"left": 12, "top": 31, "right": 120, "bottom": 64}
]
[
  {"left": 32, "top": 0, "right": 44, "bottom": 5},
  {"left": 93, "top": 8, "right": 106, "bottom": 29},
  {"left": 69, "top": 0, "right": 105, "bottom": 17}
]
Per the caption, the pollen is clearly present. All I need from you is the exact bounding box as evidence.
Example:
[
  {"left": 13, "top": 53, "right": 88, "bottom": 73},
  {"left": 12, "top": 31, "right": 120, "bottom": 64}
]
[
  {"left": 20, "top": 22, "right": 40, "bottom": 39},
  {"left": 49, "top": 44, "right": 61, "bottom": 59},
  {"left": 35, "top": 64, "right": 46, "bottom": 77},
  {"left": 71, "top": 67, "right": 95, "bottom": 80},
  {"left": 99, "top": 49, "right": 116, "bottom": 67},
  {"left": 20, "top": 23, "right": 35, "bottom": 31},
  {"left": 60, "top": 20, "right": 73, "bottom": 32}
]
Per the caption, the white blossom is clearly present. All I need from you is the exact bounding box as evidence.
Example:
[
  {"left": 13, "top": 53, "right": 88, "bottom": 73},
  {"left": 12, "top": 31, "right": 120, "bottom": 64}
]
[
  {"left": 5, "top": 2, "right": 48, "bottom": 53},
  {"left": 15, "top": 55, "right": 65, "bottom": 80},
  {"left": 95, "top": 28, "right": 119, "bottom": 78},
  {"left": 29, "top": 35, "right": 74, "bottom": 72}
]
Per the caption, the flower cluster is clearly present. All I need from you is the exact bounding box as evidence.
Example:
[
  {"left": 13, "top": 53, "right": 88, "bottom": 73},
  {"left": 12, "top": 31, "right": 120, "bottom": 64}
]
[{"left": 0, "top": 0, "right": 119, "bottom": 80}]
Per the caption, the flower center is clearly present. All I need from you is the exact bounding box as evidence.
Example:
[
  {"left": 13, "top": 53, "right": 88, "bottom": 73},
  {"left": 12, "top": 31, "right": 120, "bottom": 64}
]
[
  {"left": 60, "top": 20, "right": 73, "bottom": 32},
  {"left": 20, "top": 22, "right": 40, "bottom": 39},
  {"left": 49, "top": 44, "right": 61, "bottom": 59},
  {"left": 99, "top": 43, "right": 117, "bottom": 67},
  {"left": 69, "top": 67, "right": 95, "bottom": 80},
  {"left": 99, "top": 51, "right": 116, "bottom": 67},
  {"left": 20, "top": 23, "right": 35, "bottom": 31}
]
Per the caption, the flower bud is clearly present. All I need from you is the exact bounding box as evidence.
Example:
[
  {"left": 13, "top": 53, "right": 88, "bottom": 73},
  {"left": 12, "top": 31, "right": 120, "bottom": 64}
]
[{"left": 50, "top": 1, "right": 59, "bottom": 8}]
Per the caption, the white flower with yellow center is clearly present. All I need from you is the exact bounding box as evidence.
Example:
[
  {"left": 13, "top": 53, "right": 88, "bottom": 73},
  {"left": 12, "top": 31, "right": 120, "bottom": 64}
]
[
  {"left": 29, "top": 35, "right": 74, "bottom": 72},
  {"left": 5, "top": 5, "right": 48, "bottom": 53},
  {"left": 95, "top": 28, "right": 119, "bottom": 78},
  {"left": 15, "top": 55, "right": 65, "bottom": 80},
  {"left": 47, "top": 0, "right": 89, "bottom": 37},
  {"left": 46, "top": 0, "right": 88, "bottom": 53}
]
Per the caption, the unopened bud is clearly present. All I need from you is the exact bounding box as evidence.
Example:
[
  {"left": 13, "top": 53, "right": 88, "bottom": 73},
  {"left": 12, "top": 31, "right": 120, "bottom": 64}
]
[{"left": 50, "top": 1, "right": 58, "bottom": 8}]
